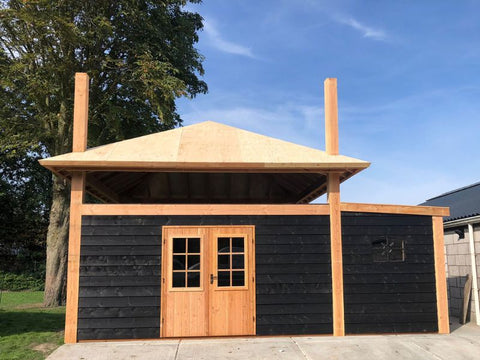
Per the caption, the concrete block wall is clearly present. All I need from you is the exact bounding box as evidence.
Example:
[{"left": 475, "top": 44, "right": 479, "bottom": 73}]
[{"left": 444, "top": 224, "right": 480, "bottom": 324}]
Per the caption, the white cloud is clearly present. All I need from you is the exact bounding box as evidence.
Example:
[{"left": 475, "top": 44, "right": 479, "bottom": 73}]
[
  {"left": 335, "top": 16, "right": 388, "bottom": 41},
  {"left": 203, "top": 19, "right": 256, "bottom": 58}
]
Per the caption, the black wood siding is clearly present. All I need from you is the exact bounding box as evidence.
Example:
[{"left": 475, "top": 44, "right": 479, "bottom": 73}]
[
  {"left": 78, "top": 215, "right": 332, "bottom": 340},
  {"left": 342, "top": 212, "right": 438, "bottom": 334},
  {"left": 78, "top": 217, "right": 162, "bottom": 340}
]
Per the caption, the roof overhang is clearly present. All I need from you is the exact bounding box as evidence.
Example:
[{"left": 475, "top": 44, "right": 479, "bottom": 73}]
[
  {"left": 39, "top": 121, "right": 370, "bottom": 204},
  {"left": 39, "top": 159, "right": 369, "bottom": 174},
  {"left": 42, "top": 168, "right": 364, "bottom": 204}
]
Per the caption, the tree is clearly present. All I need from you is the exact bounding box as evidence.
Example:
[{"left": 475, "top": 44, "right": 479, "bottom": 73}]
[
  {"left": 0, "top": 150, "right": 51, "bottom": 276},
  {"left": 0, "top": 0, "right": 207, "bottom": 306}
]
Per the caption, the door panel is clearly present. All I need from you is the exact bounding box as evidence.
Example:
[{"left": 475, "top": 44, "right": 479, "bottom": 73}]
[
  {"left": 161, "top": 227, "right": 208, "bottom": 337},
  {"left": 209, "top": 227, "right": 255, "bottom": 336},
  {"left": 161, "top": 226, "right": 255, "bottom": 338}
]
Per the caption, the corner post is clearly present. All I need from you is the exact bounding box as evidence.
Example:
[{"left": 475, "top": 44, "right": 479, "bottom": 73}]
[
  {"left": 324, "top": 78, "right": 345, "bottom": 336},
  {"left": 325, "top": 78, "right": 339, "bottom": 156},
  {"left": 432, "top": 216, "right": 450, "bottom": 334},
  {"left": 65, "top": 73, "right": 89, "bottom": 344},
  {"left": 325, "top": 78, "right": 345, "bottom": 336}
]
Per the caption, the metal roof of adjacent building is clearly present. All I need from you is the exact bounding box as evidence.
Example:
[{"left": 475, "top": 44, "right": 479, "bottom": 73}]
[{"left": 420, "top": 182, "right": 480, "bottom": 222}]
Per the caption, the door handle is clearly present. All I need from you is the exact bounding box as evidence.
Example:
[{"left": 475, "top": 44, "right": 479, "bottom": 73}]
[{"left": 210, "top": 274, "right": 217, "bottom": 284}]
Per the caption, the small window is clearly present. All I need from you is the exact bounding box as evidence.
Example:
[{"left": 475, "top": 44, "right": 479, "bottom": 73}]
[
  {"left": 372, "top": 236, "right": 405, "bottom": 263},
  {"left": 172, "top": 237, "right": 201, "bottom": 288},
  {"left": 216, "top": 236, "right": 246, "bottom": 287}
]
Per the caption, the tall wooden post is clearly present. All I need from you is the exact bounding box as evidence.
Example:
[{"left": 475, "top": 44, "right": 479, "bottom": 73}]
[
  {"left": 65, "top": 73, "right": 89, "bottom": 343},
  {"left": 432, "top": 216, "right": 450, "bottom": 334},
  {"left": 325, "top": 78, "right": 345, "bottom": 336}
]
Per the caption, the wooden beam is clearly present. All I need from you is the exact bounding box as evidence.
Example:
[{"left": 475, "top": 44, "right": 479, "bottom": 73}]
[
  {"left": 432, "top": 216, "right": 450, "bottom": 334},
  {"left": 64, "top": 172, "right": 85, "bottom": 344},
  {"left": 81, "top": 203, "right": 330, "bottom": 216},
  {"left": 325, "top": 77, "right": 344, "bottom": 336},
  {"left": 324, "top": 78, "right": 339, "bottom": 155},
  {"left": 328, "top": 173, "right": 345, "bottom": 336},
  {"left": 114, "top": 173, "right": 149, "bottom": 195},
  {"left": 72, "top": 73, "right": 89, "bottom": 152},
  {"left": 296, "top": 179, "right": 327, "bottom": 204},
  {"left": 341, "top": 202, "right": 450, "bottom": 217},
  {"left": 86, "top": 174, "right": 120, "bottom": 203},
  {"left": 65, "top": 72, "right": 89, "bottom": 343},
  {"left": 38, "top": 161, "right": 369, "bottom": 173}
]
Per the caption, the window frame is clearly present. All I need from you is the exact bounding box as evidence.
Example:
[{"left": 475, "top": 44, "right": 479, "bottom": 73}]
[
  {"left": 372, "top": 236, "right": 406, "bottom": 263},
  {"left": 213, "top": 234, "right": 249, "bottom": 291},
  {"left": 169, "top": 235, "right": 205, "bottom": 292}
]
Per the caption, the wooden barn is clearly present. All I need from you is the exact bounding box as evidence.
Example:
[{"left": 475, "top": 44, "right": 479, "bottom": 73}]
[{"left": 40, "top": 73, "right": 450, "bottom": 343}]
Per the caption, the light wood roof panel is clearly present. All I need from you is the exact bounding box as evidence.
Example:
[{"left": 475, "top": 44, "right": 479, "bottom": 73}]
[
  {"left": 39, "top": 121, "right": 370, "bottom": 172},
  {"left": 42, "top": 121, "right": 370, "bottom": 203}
]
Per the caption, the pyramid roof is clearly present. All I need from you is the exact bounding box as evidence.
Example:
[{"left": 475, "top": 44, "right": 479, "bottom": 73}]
[{"left": 40, "top": 121, "right": 369, "bottom": 173}]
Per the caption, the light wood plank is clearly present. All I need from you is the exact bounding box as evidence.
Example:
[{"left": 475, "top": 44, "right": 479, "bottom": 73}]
[
  {"left": 39, "top": 161, "right": 370, "bottom": 172},
  {"left": 432, "top": 216, "right": 450, "bottom": 334},
  {"left": 64, "top": 172, "right": 85, "bottom": 344},
  {"left": 161, "top": 227, "right": 208, "bottom": 337},
  {"left": 208, "top": 227, "right": 255, "bottom": 336},
  {"left": 81, "top": 204, "right": 330, "bottom": 216},
  {"left": 328, "top": 173, "right": 344, "bottom": 336},
  {"left": 72, "top": 73, "right": 89, "bottom": 152},
  {"left": 459, "top": 274, "right": 472, "bottom": 325},
  {"left": 41, "top": 120, "right": 370, "bottom": 170},
  {"left": 324, "top": 78, "right": 339, "bottom": 155},
  {"left": 341, "top": 202, "right": 449, "bottom": 217}
]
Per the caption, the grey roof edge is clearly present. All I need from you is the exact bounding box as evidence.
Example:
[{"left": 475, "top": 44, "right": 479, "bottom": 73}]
[
  {"left": 425, "top": 181, "right": 480, "bottom": 201},
  {"left": 444, "top": 214, "right": 480, "bottom": 227},
  {"left": 443, "top": 212, "right": 480, "bottom": 223},
  {"left": 420, "top": 181, "right": 480, "bottom": 223}
]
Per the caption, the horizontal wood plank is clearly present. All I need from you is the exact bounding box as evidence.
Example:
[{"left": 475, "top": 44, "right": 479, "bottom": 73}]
[
  {"left": 78, "top": 296, "right": 160, "bottom": 308},
  {"left": 77, "top": 317, "right": 159, "bottom": 329},
  {"left": 81, "top": 203, "right": 448, "bottom": 217},
  {"left": 77, "top": 328, "right": 159, "bottom": 340},
  {"left": 82, "top": 204, "right": 330, "bottom": 216},
  {"left": 257, "top": 314, "right": 332, "bottom": 325},
  {"left": 256, "top": 293, "right": 332, "bottom": 305},
  {"left": 341, "top": 202, "right": 449, "bottom": 217},
  {"left": 256, "top": 324, "right": 332, "bottom": 335},
  {"left": 257, "top": 303, "right": 333, "bottom": 315},
  {"left": 79, "top": 276, "right": 160, "bottom": 287},
  {"left": 79, "top": 286, "right": 160, "bottom": 297},
  {"left": 79, "top": 266, "right": 161, "bottom": 277},
  {"left": 346, "top": 322, "right": 437, "bottom": 334},
  {"left": 78, "top": 306, "right": 159, "bottom": 319}
]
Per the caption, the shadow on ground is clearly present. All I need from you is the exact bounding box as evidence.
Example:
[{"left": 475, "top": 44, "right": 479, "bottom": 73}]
[{"left": 0, "top": 309, "right": 64, "bottom": 337}]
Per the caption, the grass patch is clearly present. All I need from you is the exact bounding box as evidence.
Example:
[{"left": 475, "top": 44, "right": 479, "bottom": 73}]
[
  {"left": 0, "top": 291, "right": 64, "bottom": 360},
  {"left": 0, "top": 291, "right": 44, "bottom": 309}
]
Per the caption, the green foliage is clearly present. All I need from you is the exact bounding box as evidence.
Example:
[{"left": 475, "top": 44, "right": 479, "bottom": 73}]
[
  {"left": 0, "top": 150, "right": 51, "bottom": 275},
  {"left": 0, "top": 291, "right": 64, "bottom": 359},
  {"left": 0, "top": 272, "right": 45, "bottom": 291},
  {"left": 0, "top": 0, "right": 207, "bottom": 156},
  {"left": 0, "top": 1, "right": 207, "bottom": 296}
]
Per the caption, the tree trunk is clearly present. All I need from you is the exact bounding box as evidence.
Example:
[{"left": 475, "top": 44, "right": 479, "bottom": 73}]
[{"left": 43, "top": 175, "right": 70, "bottom": 306}]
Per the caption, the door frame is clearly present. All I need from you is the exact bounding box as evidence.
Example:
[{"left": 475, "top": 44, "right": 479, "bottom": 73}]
[{"left": 160, "top": 225, "right": 256, "bottom": 338}]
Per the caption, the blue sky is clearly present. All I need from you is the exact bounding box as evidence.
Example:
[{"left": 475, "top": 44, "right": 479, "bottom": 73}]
[{"left": 177, "top": 0, "right": 480, "bottom": 205}]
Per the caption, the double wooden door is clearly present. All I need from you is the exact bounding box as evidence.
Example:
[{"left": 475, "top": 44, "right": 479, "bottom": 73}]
[{"left": 161, "top": 226, "right": 256, "bottom": 337}]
